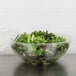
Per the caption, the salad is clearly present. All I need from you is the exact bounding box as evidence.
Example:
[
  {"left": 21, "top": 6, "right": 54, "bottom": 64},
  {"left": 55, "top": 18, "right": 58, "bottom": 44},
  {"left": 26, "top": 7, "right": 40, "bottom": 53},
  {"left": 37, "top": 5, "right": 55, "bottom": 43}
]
[
  {"left": 11, "top": 31, "right": 69, "bottom": 64},
  {"left": 16, "top": 31, "right": 66, "bottom": 43}
]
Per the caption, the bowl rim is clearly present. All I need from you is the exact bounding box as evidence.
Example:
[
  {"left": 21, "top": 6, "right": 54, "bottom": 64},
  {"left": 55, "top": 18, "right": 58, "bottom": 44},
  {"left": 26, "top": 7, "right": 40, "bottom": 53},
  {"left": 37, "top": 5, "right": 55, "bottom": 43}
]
[{"left": 11, "top": 33, "right": 71, "bottom": 44}]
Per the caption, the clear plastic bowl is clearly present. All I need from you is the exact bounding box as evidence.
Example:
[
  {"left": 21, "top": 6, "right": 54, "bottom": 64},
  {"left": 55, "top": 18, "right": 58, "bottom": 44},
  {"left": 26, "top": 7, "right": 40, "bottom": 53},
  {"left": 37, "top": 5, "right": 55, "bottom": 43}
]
[{"left": 11, "top": 34, "right": 70, "bottom": 64}]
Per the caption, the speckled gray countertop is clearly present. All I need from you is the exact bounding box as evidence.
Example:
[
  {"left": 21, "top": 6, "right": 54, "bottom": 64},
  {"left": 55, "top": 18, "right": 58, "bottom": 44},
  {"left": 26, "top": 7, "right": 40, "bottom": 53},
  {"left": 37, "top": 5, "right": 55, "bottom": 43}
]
[{"left": 0, "top": 54, "right": 76, "bottom": 76}]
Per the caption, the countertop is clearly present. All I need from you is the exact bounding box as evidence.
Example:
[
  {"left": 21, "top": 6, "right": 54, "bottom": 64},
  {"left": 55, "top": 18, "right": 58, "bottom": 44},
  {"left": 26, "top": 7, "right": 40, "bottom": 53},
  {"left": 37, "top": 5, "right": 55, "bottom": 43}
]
[{"left": 0, "top": 54, "right": 76, "bottom": 76}]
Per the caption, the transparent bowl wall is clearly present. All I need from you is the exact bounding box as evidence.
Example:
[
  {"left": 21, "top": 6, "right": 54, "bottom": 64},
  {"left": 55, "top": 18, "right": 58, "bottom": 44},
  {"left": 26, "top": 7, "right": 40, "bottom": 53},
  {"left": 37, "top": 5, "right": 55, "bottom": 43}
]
[{"left": 11, "top": 34, "right": 70, "bottom": 64}]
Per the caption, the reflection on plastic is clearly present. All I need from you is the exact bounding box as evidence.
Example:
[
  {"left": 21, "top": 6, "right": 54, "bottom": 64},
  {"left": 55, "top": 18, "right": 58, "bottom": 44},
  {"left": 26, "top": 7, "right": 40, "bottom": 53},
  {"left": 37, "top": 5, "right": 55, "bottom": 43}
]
[{"left": 14, "top": 62, "right": 67, "bottom": 76}]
